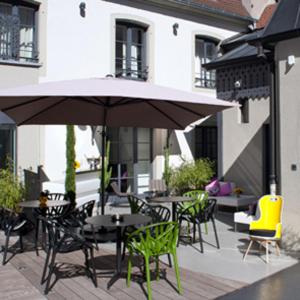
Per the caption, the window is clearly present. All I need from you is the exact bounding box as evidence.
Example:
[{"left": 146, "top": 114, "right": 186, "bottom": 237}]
[
  {"left": 195, "top": 126, "right": 217, "bottom": 171},
  {"left": 115, "top": 21, "right": 147, "bottom": 80},
  {"left": 0, "top": 1, "right": 38, "bottom": 63},
  {"left": 195, "top": 37, "right": 217, "bottom": 88}
]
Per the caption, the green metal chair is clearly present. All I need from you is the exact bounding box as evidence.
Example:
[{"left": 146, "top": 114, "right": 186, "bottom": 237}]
[
  {"left": 126, "top": 222, "right": 182, "bottom": 300},
  {"left": 179, "top": 190, "right": 208, "bottom": 238}
]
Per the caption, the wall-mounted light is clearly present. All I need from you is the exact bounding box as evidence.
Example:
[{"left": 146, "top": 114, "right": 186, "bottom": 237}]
[
  {"left": 173, "top": 23, "right": 179, "bottom": 36},
  {"left": 79, "top": 2, "right": 86, "bottom": 18},
  {"left": 287, "top": 55, "right": 295, "bottom": 66},
  {"left": 234, "top": 79, "right": 242, "bottom": 89}
]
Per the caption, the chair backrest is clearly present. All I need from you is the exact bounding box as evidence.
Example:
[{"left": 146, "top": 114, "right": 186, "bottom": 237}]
[
  {"left": 127, "top": 195, "right": 147, "bottom": 214},
  {"left": 47, "top": 193, "right": 66, "bottom": 201},
  {"left": 183, "top": 190, "right": 208, "bottom": 203},
  {"left": 250, "top": 195, "right": 283, "bottom": 235},
  {"left": 127, "top": 222, "right": 178, "bottom": 256},
  {"left": 76, "top": 200, "right": 95, "bottom": 223},
  {"left": 147, "top": 205, "right": 171, "bottom": 223}
]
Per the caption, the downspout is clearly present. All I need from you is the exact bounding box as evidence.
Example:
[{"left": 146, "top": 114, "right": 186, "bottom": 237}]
[{"left": 257, "top": 43, "right": 278, "bottom": 194}]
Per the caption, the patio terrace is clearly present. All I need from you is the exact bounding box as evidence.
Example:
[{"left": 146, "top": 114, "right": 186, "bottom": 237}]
[{"left": 0, "top": 205, "right": 298, "bottom": 300}]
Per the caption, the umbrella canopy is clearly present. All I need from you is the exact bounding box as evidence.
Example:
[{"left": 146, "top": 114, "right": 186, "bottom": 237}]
[
  {"left": 0, "top": 77, "right": 236, "bottom": 214},
  {"left": 0, "top": 77, "right": 235, "bottom": 129}
]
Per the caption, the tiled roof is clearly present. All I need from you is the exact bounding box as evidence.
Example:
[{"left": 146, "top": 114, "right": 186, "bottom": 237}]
[
  {"left": 256, "top": 4, "right": 277, "bottom": 29},
  {"left": 191, "top": 0, "right": 250, "bottom": 18}
]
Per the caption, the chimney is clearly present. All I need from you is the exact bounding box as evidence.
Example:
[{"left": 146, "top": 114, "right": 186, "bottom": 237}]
[{"left": 242, "top": 0, "right": 276, "bottom": 19}]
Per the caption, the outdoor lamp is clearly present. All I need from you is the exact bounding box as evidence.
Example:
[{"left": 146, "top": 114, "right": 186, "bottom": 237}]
[
  {"left": 173, "top": 23, "right": 179, "bottom": 35},
  {"left": 79, "top": 2, "right": 86, "bottom": 17}
]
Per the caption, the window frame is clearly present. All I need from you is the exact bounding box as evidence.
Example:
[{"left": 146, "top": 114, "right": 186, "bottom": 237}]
[
  {"left": 115, "top": 21, "right": 148, "bottom": 81},
  {"left": 195, "top": 36, "right": 218, "bottom": 89},
  {"left": 0, "top": 0, "right": 38, "bottom": 63}
]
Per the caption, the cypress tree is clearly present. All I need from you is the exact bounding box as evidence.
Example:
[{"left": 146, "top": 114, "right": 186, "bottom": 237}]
[{"left": 65, "top": 125, "right": 76, "bottom": 206}]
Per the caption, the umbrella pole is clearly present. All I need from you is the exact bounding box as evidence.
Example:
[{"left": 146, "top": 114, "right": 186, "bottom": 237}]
[{"left": 100, "top": 125, "right": 106, "bottom": 215}]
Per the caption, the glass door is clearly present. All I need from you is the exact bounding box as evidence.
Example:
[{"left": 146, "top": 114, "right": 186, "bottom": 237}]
[
  {"left": 0, "top": 125, "right": 15, "bottom": 170},
  {"left": 107, "top": 127, "right": 151, "bottom": 194}
]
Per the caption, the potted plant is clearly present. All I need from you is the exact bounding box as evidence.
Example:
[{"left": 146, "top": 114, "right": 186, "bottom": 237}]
[
  {"left": 0, "top": 160, "right": 25, "bottom": 212},
  {"left": 169, "top": 158, "right": 215, "bottom": 195}
]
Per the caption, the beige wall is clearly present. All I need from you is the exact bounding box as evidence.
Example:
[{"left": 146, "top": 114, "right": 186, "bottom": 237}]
[
  {"left": 221, "top": 97, "right": 269, "bottom": 196},
  {"left": 276, "top": 37, "right": 300, "bottom": 245},
  {"left": 241, "top": 0, "right": 275, "bottom": 19}
]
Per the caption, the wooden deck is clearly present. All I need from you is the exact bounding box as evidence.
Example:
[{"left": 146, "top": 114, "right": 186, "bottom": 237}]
[{"left": 0, "top": 234, "right": 247, "bottom": 300}]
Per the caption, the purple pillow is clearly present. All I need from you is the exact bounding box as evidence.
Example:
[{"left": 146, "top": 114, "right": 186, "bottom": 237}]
[
  {"left": 217, "top": 182, "right": 232, "bottom": 196},
  {"left": 205, "top": 179, "right": 220, "bottom": 196}
]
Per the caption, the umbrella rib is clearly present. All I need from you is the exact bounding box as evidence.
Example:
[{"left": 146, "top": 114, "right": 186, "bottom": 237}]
[
  {"left": 91, "top": 97, "right": 105, "bottom": 106},
  {"left": 2, "top": 96, "right": 50, "bottom": 112},
  {"left": 166, "top": 101, "right": 206, "bottom": 118},
  {"left": 18, "top": 97, "right": 69, "bottom": 126},
  {"left": 146, "top": 101, "right": 184, "bottom": 129}
]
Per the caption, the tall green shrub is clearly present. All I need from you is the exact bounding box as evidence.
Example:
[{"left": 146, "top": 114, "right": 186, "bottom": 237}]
[
  {"left": 100, "top": 140, "right": 112, "bottom": 191},
  {"left": 162, "top": 146, "right": 172, "bottom": 190},
  {"left": 170, "top": 158, "right": 215, "bottom": 195},
  {"left": 65, "top": 125, "right": 76, "bottom": 204},
  {"left": 0, "top": 160, "right": 25, "bottom": 211}
]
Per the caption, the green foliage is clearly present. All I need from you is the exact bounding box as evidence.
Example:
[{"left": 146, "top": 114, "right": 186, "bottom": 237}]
[
  {"left": 0, "top": 160, "right": 25, "bottom": 211},
  {"left": 65, "top": 125, "right": 76, "bottom": 201},
  {"left": 169, "top": 158, "right": 215, "bottom": 195},
  {"left": 100, "top": 140, "right": 112, "bottom": 191},
  {"left": 162, "top": 146, "right": 172, "bottom": 189}
]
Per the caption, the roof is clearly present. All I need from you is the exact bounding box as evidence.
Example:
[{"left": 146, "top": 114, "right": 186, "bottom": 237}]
[
  {"left": 255, "top": 0, "right": 300, "bottom": 44},
  {"left": 203, "top": 43, "right": 270, "bottom": 69},
  {"left": 191, "top": 0, "right": 250, "bottom": 18},
  {"left": 256, "top": 4, "right": 277, "bottom": 29}
]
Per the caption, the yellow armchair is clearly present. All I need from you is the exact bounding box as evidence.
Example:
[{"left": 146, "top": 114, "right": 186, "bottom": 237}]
[{"left": 244, "top": 195, "right": 283, "bottom": 263}]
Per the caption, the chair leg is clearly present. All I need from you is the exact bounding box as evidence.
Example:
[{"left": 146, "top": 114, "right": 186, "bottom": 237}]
[
  {"left": 212, "top": 218, "right": 220, "bottom": 249},
  {"left": 19, "top": 234, "right": 24, "bottom": 253},
  {"left": 35, "top": 219, "right": 39, "bottom": 256},
  {"left": 2, "top": 233, "right": 10, "bottom": 265},
  {"left": 193, "top": 222, "right": 196, "bottom": 243},
  {"left": 41, "top": 247, "right": 52, "bottom": 284},
  {"left": 197, "top": 223, "right": 204, "bottom": 253},
  {"left": 243, "top": 239, "right": 253, "bottom": 261},
  {"left": 172, "top": 252, "right": 182, "bottom": 295},
  {"left": 177, "top": 220, "right": 182, "bottom": 247},
  {"left": 167, "top": 254, "right": 172, "bottom": 268},
  {"left": 45, "top": 249, "right": 57, "bottom": 294},
  {"left": 144, "top": 256, "right": 152, "bottom": 300},
  {"left": 89, "top": 248, "right": 98, "bottom": 287},
  {"left": 127, "top": 252, "right": 132, "bottom": 287},
  {"left": 266, "top": 241, "right": 269, "bottom": 263}
]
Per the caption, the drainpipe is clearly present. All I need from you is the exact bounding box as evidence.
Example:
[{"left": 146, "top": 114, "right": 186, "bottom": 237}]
[{"left": 257, "top": 43, "right": 277, "bottom": 195}]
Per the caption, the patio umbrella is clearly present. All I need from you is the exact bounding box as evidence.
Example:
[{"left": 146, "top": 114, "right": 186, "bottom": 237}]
[{"left": 0, "top": 77, "right": 236, "bottom": 214}]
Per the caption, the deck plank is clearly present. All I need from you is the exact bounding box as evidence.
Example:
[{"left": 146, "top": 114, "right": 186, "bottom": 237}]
[{"left": 0, "top": 233, "right": 247, "bottom": 300}]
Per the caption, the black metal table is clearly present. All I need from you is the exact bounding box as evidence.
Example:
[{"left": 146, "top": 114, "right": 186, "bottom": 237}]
[
  {"left": 19, "top": 200, "right": 70, "bottom": 254},
  {"left": 149, "top": 196, "right": 192, "bottom": 221},
  {"left": 86, "top": 214, "right": 151, "bottom": 288}
]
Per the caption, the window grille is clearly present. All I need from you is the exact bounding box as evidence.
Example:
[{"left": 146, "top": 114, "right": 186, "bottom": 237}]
[
  {"left": 195, "top": 37, "right": 217, "bottom": 88},
  {"left": 115, "top": 22, "right": 148, "bottom": 80},
  {"left": 0, "top": 2, "right": 38, "bottom": 63}
]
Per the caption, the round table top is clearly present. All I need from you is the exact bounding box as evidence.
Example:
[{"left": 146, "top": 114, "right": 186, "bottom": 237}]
[
  {"left": 19, "top": 200, "right": 70, "bottom": 208},
  {"left": 150, "top": 196, "right": 192, "bottom": 204},
  {"left": 86, "top": 214, "right": 152, "bottom": 228}
]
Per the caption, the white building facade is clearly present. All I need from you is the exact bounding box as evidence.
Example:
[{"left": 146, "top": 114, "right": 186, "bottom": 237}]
[{"left": 0, "top": 0, "right": 255, "bottom": 201}]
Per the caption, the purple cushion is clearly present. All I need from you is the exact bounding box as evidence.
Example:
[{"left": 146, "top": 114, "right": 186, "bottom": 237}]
[
  {"left": 205, "top": 179, "right": 220, "bottom": 196},
  {"left": 217, "top": 182, "right": 232, "bottom": 196}
]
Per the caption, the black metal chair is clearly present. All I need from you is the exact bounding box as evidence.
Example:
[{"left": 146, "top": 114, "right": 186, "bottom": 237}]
[
  {"left": 39, "top": 215, "right": 97, "bottom": 294},
  {"left": 177, "top": 198, "right": 220, "bottom": 253},
  {"left": 0, "top": 208, "right": 28, "bottom": 265}
]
